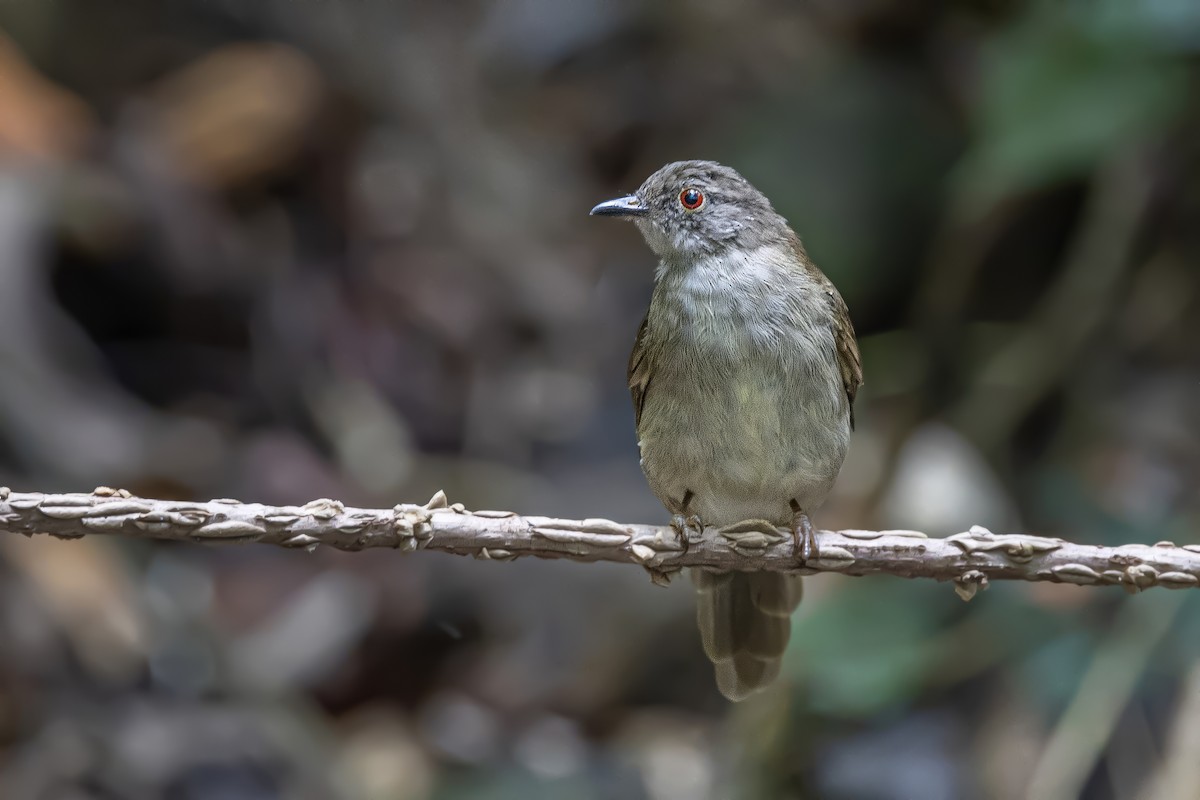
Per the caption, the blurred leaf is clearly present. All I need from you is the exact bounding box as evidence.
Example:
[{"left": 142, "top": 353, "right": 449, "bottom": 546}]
[
  {"left": 435, "top": 768, "right": 599, "bottom": 800},
  {"left": 789, "top": 578, "right": 959, "bottom": 717},
  {"left": 792, "top": 577, "right": 1086, "bottom": 718},
  {"left": 1019, "top": 628, "right": 1096, "bottom": 714},
  {"left": 1090, "top": 0, "right": 1200, "bottom": 52},
  {"left": 1033, "top": 467, "right": 1179, "bottom": 547},
  {"left": 1152, "top": 593, "right": 1200, "bottom": 670},
  {"left": 956, "top": 3, "right": 1187, "bottom": 202}
]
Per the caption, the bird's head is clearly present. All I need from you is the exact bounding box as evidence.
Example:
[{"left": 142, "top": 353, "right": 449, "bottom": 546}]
[{"left": 590, "top": 160, "right": 786, "bottom": 264}]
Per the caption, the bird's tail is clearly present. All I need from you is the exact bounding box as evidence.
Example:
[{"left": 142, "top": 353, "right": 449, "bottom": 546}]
[{"left": 691, "top": 569, "right": 802, "bottom": 701}]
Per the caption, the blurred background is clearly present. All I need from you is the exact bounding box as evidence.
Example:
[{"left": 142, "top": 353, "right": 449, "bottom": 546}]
[{"left": 0, "top": 0, "right": 1198, "bottom": 798}]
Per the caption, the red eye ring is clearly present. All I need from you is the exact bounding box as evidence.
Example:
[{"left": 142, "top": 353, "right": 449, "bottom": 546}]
[{"left": 679, "top": 187, "right": 704, "bottom": 210}]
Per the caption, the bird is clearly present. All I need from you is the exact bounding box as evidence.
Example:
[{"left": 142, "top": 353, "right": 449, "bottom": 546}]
[{"left": 590, "top": 160, "right": 862, "bottom": 701}]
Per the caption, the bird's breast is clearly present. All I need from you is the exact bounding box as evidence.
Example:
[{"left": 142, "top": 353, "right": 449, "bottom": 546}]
[{"left": 636, "top": 248, "right": 851, "bottom": 526}]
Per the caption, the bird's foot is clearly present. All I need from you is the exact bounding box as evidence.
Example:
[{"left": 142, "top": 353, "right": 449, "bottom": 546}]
[
  {"left": 670, "top": 513, "right": 703, "bottom": 554},
  {"left": 790, "top": 503, "right": 819, "bottom": 564}
]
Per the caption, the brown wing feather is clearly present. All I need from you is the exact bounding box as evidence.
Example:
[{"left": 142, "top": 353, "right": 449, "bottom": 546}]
[
  {"left": 830, "top": 287, "right": 863, "bottom": 428},
  {"left": 788, "top": 233, "right": 863, "bottom": 428},
  {"left": 627, "top": 314, "right": 653, "bottom": 430}
]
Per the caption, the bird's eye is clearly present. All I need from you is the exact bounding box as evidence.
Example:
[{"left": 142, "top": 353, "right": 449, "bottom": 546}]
[{"left": 679, "top": 188, "right": 704, "bottom": 211}]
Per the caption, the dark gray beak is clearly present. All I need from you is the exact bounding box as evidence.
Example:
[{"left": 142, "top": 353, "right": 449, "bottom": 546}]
[{"left": 589, "top": 194, "right": 648, "bottom": 218}]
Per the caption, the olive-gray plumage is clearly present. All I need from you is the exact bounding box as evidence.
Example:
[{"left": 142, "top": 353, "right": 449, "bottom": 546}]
[{"left": 592, "top": 161, "right": 862, "bottom": 700}]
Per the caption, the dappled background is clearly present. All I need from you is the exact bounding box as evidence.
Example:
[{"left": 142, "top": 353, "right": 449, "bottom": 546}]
[{"left": 1, "top": 0, "right": 1199, "bottom": 798}]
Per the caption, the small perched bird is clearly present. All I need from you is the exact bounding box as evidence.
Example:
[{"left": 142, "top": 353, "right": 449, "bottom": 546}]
[{"left": 591, "top": 161, "right": 862, "bottom": 700}]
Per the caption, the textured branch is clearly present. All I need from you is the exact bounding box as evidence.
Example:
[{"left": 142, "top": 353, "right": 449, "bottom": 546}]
[{"left": 2, "top": 487, "right": 1198, "bottom": 596}]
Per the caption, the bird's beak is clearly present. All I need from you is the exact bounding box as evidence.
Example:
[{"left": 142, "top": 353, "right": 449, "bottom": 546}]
[{"left": 589, "top": 194, "right": 648, "bottom": 218}]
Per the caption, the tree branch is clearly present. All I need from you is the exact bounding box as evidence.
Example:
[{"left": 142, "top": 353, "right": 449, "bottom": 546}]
[{"left": 2, "top": 487, "right": 1198, "bottom": 597}]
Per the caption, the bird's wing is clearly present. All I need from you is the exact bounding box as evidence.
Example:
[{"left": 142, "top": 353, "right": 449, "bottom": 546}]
[
  {"left": 829, "top": 285, "right": 863, "bottom": 428},
  {"left": 788, "top": 233, "right": 863, "bottom": 428},
  {"left": 627, "top": 313, "right": 653, "bottom": 430}
]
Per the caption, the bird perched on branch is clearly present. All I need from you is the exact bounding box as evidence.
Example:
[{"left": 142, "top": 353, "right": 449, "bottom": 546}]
[{"left": 591, "top": 161, "right": 862, "bottom": 700}]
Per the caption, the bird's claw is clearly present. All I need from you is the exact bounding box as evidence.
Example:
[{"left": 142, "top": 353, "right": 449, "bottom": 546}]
[
  {"left": 670, "top": 513, "right": 703, "bottom": 554},
  {"left": 791, "top": 508, "right": 819, "bottom": 565}
]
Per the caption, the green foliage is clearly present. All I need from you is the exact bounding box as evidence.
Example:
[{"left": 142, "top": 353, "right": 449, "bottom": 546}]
[
  {"left": 435, "top": 769, "right": 597, "bottom": 800},
  {"left": 789, "top": 575, "right": 1110, "bottom": 719},
  {"left": 956, "top": 1, "right": 1188, "bottom": 202},
  {"left": 790, "top": 579, "right": 967, "bottom": 717}
]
